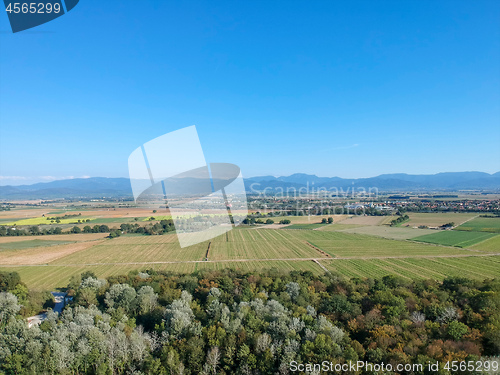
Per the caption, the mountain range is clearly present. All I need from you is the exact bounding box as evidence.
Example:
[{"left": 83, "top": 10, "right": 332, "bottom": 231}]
[{"left": 0, "top": 172, "right": 499, "bottom": 199}]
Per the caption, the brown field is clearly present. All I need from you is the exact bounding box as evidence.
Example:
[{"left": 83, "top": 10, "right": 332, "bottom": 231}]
[
  {"left": 0, "top": 240, "right": 106, "bottom": 265},
  {"left": 406, "top": 213, "right": 478, "bottom": 228},
  {"left": 339, "top": 215, "right": 388, "bottom": 226},
  {"left": 0, "top": 208, "right": 53, "bottom": 219}
]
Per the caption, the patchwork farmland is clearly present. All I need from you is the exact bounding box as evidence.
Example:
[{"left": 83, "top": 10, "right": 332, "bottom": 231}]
[{"left": 1, "top": 207, "right": 499, "bottom": 290}]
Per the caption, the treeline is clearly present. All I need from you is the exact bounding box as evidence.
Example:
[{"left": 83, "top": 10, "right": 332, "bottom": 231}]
[
  {"left": 1, "top": 269, "right": 499, "bottom": 374},
  {"left": 389, "top": 214, "right": 410, "bottom": 226},
  {"left": 0, "top": 220, "right": 176, "bottom": 238},
  {"left": 0, "top": 225, "right": 65, "bottom": 236}
]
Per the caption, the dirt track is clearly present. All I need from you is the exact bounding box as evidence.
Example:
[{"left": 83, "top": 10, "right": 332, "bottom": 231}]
[{"left": 2, "top": 252, "right": 499, "bottom": 267}]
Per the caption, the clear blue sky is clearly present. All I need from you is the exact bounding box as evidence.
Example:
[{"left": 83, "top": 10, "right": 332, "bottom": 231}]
[{"left": 1, "top": 0, "right": 499, "bottom": 185}]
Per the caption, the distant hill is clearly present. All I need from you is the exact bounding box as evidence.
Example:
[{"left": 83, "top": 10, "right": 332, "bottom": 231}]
[
  {"left": 245, "top": 171, "right": 500, "bottom": 193},
  {"left": 0, "top": 172, "right": 499, "bottom": 199},
  {"left": 0, "top": 177, "right": 133, "bottom": 199}
]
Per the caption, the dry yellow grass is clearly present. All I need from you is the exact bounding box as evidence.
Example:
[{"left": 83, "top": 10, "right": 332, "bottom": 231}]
[
  {"left": 0, "top": 240, "right": 105, "bottom": 265},
  {"left": 406, "top": 213, "right": 478, "bottom": 228},
  {"left": 339, "top": 215, "right": 388, "bottom": 226}
]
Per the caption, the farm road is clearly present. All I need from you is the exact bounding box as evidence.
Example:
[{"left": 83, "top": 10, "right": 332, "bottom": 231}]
[{"left": 7, "top": 252, "right": 500, "bottom": 268}]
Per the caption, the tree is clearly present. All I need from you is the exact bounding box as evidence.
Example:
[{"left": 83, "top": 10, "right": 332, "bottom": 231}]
[
  {"left": 0, "top": 292, "right": 20, "bottom": 325},
  {"left": 327, "top": 217, "right": 333, "bottom": 224},
  {"left": 321, "top": 218, "right": 327, "bottom": 224},
  {"left": 136, "top": 286, "right": 158, "bottom": 314},
  {"left": 265, "top": 219, "right": 274, "bottom": 224},
  {"left": 285, "top": 282, "right": 300, "bottom": 300},
  {"left": 447, "top": 321, "right": 468, "bottom": 340},
  {"left": 83, "top": 225, "right": 92, "bottom": 233},
  {"left": 164, "top": 291, "right": 196, "bottom": 338},
  {"left": 71, "top": 226, "right": 81, "bottom": 234},
  {"left": 204, "top": 347, "right": 220, "bottom": 375},
  {"left": 99, "top": 225, "right": 110, "bottom": 233},
  {"left": 105, "top": 283, "right": 137, "bottom": 312},
  {"left": 29, "top": 226, "right": 40, "bottom": 235}
]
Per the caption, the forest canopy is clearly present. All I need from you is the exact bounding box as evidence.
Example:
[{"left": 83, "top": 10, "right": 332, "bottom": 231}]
[{"left": 0, "top": 269, "right": 499, "bottom": 374}]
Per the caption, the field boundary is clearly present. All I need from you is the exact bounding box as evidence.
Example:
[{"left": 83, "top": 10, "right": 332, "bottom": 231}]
[{"left": 305, "top": 241, "right": 332, "bottom": 258}]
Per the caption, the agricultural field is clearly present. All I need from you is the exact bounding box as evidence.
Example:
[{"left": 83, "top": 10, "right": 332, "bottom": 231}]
[
  {"left": 339, "top": 215, "right": 390, "bottom": 226},
  {"left": 404, "top": 212, "right": 477, "bottom": 228},
  {"left": 141, "top": 215, "right": 172, "bottom": 221},
  {"left": 318, "top": 223, "right": 365, "bottom": 231},
  {"left": 470, "top": 235, "right": 500, "bottom": 252},
  {"left": 3, "top": 216, "right": 96, "bottom": 226},
  {"left": 283, "top": 223, "right": 329, "bottom": 230},
  {"left": 287, "top": 230, "right": 469, "bottom": 258},
  {"left": 412, "top": 231, "right": 498, "bottom": 248},
  {"left": 0, "top": 233, "right": 108, "bottom": 244},
  {"left": 1, "top": 202, "right": 499, "bottom": 290},
  {"left": 455, "top": 216, "right": 500, "bottom": 233},
  {"left": 0, "top": 241, "right": 105, "bottom": 266},
  {"left": 319, "top": 255, "right": 500, "bottom": 280},
  {"left": 335, "top": 225, "right": 436, "bottom": 240},
  {"left": 50, "top": 234, "right": 207, "bottom": 265},
  {"left": 0, "top": 239, "right": 74, "bottom": 250},
  {"left": 208, "top": 229, "right": 326, "bottom": 260}
]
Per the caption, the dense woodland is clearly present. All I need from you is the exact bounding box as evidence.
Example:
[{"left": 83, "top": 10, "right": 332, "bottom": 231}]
[{"left": 0, "top": 269, "right": 499, "bottom": 374}]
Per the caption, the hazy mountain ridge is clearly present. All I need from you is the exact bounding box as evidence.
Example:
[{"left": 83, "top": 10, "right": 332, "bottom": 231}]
[{"left": 0, "top": 172, "right": 499, "bottom": 199}]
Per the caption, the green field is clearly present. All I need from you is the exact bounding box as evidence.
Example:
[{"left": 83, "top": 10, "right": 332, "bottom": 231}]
[
  {"left": 283, "top": 223, "right": 329, "bottom": 230},
  {"left": 412, "top": 231, "right": 498, "bottom": 248},
  {"left": 140, "top": 215, "right": 172, "bottom": 221},
  {"left": 1, "top": 227, "right": 498, "bottom": 290},
  {"left": 0, "top": 239, "right": 74, "bottom": 250},
  {"left": 335, "top": 225, "right": 436, "bottom": 240},
  {"left": 3, "top": 217, "right": 96, "bottom": 226},
  {"left": 50, "top": 233, "right": 207, "bottom": 265},
  {"left": 3, "top": 255, "right": 499, "bottom": 291},
  {"left": 88, "top": 217, "right": 139, "bottom": 224},
  {"left": 470, "top": 235, "right": 500, "bottom": 252},
  {"left": 320, "top": 256, "right": 500, "bottom": 280},
  {"left": 455, "top": 216, "right": 500, "bottom": 233}
]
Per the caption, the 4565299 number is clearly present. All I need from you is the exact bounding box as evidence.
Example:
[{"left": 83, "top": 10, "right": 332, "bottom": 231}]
[{"left": 5, "top": 2, "right": 61, "bottom": 14}]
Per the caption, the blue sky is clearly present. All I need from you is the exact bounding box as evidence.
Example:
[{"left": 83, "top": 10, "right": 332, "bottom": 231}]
[{"left": 1, "top": 0, "right": 499, "bottom": 185}]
